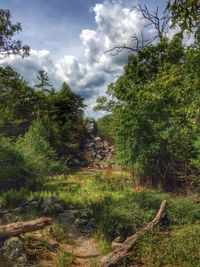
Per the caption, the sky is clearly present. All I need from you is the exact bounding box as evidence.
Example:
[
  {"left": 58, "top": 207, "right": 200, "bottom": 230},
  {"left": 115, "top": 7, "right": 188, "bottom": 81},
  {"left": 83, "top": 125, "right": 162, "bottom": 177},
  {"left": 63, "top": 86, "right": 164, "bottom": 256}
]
[{"left": 0, "top": 0, "right": 167, "bottom": 117}]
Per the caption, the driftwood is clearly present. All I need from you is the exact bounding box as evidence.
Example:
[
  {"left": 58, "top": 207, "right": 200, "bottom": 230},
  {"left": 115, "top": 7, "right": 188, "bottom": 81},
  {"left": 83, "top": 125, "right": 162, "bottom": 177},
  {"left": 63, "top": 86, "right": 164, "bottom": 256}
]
[
  {"left": 0, "top": 217, "right": 53, "bottom": 240},
  {"left": 101, "top": 200, "right": 167, "bottom": 267}
]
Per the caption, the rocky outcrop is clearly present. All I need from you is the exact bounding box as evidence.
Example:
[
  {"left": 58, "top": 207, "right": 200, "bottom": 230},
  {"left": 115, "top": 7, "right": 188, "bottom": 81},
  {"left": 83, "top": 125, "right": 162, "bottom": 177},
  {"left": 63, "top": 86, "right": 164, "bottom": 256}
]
[
  {"left": 85, "top": 135, "right": 114, "bottom": 161},
  {"left": 85, "top": 118, "right": 98, "bottom": 136},
  {"left": 85, "top": 118, "right": 115, "bottom": 163}
]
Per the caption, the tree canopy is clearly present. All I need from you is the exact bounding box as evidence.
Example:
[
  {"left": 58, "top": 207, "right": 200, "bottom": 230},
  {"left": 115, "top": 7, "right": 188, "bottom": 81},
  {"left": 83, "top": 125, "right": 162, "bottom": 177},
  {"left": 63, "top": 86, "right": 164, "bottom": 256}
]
[{"left": 0, "top": 9, "right": 30, "bottom": 57}]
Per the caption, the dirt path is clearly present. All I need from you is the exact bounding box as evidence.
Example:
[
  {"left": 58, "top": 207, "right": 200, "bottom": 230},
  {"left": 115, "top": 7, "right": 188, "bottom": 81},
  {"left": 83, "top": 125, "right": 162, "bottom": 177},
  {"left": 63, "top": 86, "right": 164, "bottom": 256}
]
[{"left": 59, "top": 209, "right": 102, "bottom": 267}]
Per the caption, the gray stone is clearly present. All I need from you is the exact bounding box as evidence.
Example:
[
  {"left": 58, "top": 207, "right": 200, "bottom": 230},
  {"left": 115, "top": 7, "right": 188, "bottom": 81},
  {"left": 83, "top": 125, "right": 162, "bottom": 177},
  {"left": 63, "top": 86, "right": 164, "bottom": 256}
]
[
  {"left": 94, "top": 136, "right": 102, "bottom": 142},
  {"left": 85, "top": 118, "right": 98, "bottom": 136},
  {"left": 96, "top": 154, "right": 103, "bottom": 160},
  {"left": 79, "top": 208, "right": 93, "bottom": 219},
  {"left": 0, "top": 213, "right": 13, "bottom": 225},
  {"left": 91, "top": 147, "right": 96, "bottom": 157},
  {"left": 74, "top": 218, "right": 88, "bottom": 226},
  {"left": 72, "top": 158, "right": 80, "bottom": 165},
  {"left": 40, "top": 196, "right": 64, "bottom": 215},
  {"left": 0, "top": 237, "right": 27, "bottom": 266}
]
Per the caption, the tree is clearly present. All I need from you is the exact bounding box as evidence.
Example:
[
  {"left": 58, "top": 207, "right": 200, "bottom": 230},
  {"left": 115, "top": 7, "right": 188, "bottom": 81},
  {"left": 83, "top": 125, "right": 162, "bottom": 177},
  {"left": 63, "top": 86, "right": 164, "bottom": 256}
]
[
  {"left": 166, "top": 0, "right": 200, "bottom": 33},
  {"left": 0, "top": 9, "right": 30, "bottom": 57},
  {"left": 0, "top": 66, "right": 40, "bottom": 137},
  {"left": 35, "top": 70, "right": 52, "bottom": 92},
  {"left": 95, "top": 33, "right": 200, "bottom": 190},
  {"left": 47, "top": 82, "right": 86, "bottom": 157}
]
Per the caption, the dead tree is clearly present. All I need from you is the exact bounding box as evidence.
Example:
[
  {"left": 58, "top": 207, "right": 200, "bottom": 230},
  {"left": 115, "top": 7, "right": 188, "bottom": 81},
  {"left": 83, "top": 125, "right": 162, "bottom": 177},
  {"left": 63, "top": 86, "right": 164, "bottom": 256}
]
[
  {"left": 101, "top": 200, "right": 167, "bottom": 267},
  {"left": 105, "top": 5, "right": 170, "bottom": 56},
  {"left": 0, "top": 217, "right": 53, "bottom": 240}
]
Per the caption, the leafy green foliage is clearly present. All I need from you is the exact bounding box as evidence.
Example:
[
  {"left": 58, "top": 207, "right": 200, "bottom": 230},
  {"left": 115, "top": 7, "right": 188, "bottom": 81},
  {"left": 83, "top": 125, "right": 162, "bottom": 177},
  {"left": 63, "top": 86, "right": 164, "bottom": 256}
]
[
  {"left": 0, "top": 66, "right": 39, "bottom": 137},
  {"left": 0, "top": 135, "right": 27, "bottom": 184},
  {"left": 0, "top": 188, "right": 29, "bottom": 208},
  {"left": 35, "top": 70, "right": 52, "bottom": 92},
  {"left": 15, "top": 119, "right": 60, "bottom": 188},
  {"left": 135, "top": 224, "right": 200, "bottom": 267},
  {"left": 167, "top": 0, "right": 200, "bottom": 33},
  {"left": 97, "top": 114, "right": 115, "bottom": 142},
  {"left": 0, "top": 9, "right": 30, "bottom": 57},
  {"left": 0, "top": 65, "right": 86, "bottom": 190},
  {"left": 96, "top": 32, "right": 200, "bottom": 190}
]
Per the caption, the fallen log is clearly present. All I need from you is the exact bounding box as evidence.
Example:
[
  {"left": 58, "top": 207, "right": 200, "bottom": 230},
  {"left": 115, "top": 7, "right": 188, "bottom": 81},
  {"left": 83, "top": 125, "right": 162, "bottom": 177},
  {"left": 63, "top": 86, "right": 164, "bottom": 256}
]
[
  {"left": 101, "top": 200, "right": 167, "bottom": 267},
  {"left": 0, "top": 217, "right": 53, "bottom": 240}
]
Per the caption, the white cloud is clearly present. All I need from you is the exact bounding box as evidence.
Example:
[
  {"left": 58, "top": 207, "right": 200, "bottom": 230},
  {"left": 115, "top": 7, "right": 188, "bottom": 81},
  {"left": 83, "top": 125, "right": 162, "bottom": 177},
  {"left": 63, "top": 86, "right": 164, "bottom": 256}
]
[{"left": 0, "top": 0, "right": 158, "bottom": 117}]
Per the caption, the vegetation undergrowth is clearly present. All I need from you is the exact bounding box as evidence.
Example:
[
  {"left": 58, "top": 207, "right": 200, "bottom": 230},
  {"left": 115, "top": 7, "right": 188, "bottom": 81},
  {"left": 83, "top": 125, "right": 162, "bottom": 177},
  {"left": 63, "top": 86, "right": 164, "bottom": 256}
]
[{"left": 1, "top": 169, "right": 200, "bottom": 266}]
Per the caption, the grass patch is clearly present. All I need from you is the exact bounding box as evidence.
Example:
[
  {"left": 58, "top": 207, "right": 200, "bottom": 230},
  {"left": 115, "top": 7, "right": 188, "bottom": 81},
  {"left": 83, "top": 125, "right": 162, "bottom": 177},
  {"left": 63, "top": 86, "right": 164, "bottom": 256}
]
[
  {"left": 1, "top": 169, "right": 200, "bottom": 266},
  {"left": 49, "top": 223, "right": 71, "bottom": 243},
  {"left": 56, "top": 251, "right": 75, "bottom": 267}
]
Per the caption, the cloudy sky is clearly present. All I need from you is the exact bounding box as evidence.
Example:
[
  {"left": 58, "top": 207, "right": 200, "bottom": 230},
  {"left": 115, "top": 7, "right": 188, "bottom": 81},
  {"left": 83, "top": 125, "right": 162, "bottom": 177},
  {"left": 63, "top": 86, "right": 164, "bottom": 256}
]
[{"left": 0, "top": 0, "right": 166, "bottom": 117}]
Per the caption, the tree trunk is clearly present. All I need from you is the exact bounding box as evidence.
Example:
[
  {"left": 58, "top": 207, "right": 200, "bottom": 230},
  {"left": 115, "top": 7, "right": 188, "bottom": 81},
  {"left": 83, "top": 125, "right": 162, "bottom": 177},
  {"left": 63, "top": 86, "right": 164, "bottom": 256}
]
[
  {"left": 101, "top": 200, "right": 167, "bottom": 267},
  {"left": 0, "top": 217, "right": 53, "bottom": 240}
]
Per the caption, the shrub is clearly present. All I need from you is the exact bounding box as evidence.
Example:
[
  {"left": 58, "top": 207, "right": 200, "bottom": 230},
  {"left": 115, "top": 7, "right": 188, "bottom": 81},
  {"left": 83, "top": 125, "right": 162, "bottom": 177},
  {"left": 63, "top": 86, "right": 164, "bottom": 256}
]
[
  {"left": 15, "top": 119, "right": 60, "bottom": 188},
  {"left": 0, "top": 135, "right": 28, "bottom": 185},
  {"left": 50, "top": 223, "right": 70, "bottom": 243},
  {"left": 0, "top": 188, "right": 29, "bottom": 208},
  {"left": 136, "top": 224, "right": 200, "bottom": 267}
]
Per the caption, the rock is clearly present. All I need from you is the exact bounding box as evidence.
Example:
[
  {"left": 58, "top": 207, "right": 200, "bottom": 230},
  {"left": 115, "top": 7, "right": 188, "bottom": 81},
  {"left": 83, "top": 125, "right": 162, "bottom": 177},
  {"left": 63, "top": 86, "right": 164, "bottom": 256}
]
[
  {"left": 48, "top": 240, "right": 60, "bottom": 249},
  {"left": 96, "top": 154, "right": 103, "bottom": 160},
  {"left": 91, "top": 147, "right": 96, "bottom": 157},
  {"left": 0, "top": 213, "right": 13, "bottom": 225},
  {"left": 74, "top": 218, "right": 88, "bottom": 227},
  {"left": 0, "top": 237, "right": 27, "bottom": 266},
  {"left": 94, "top": 136, "right": 102, "bottom": 142},
  {"left": 79, "top": 208, "right": 93, "bottom": 219},
  {"left": 103, "top": 141, "right": 109, "bottom": 149},
  {"left": 86, "top": 142, "right": 95, "bottom": 148},
  {"left": 40, "top": 196, "right": 64, "bottom": 215},
  {"left": 72, "top": 158, "right": 80, "bottom": 165},
  {"left": 86, "top": 118, "right": 98, "bottom": 136}
]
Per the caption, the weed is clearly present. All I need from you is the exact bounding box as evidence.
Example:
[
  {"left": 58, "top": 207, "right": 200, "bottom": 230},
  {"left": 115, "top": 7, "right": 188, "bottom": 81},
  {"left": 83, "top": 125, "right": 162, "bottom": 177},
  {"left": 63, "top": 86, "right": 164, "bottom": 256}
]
[
  {"left": 93, "top": 232, "right": 111, "bottom": 254},
  {"left": 56, "top": 251, "right": 75, "bottom": 267},
  {"left": 49, "top": 223, "right": 70, "bottom": 243}
]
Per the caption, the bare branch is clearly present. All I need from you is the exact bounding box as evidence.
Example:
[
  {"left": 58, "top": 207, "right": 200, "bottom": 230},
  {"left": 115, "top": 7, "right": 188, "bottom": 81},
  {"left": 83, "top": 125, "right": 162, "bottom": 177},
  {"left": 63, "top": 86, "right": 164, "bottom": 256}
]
[{"left": 105, "top": 5, "right": 170, "bottom": 58}]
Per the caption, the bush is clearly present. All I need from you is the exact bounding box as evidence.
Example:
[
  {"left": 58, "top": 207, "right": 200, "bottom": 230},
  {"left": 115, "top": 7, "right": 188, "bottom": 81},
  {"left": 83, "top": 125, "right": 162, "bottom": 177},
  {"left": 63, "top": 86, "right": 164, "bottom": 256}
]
[
  {"left": 50, "top": 223, "right": 70, "bottom": 243},
  {"left": 136, "top": 224, "right": 200, "bottom": 267},
  {"left": 0, "top": 188, "right": 29, "bottom": 208},
  {"left": 0, "top": 135, "right": 28, "bottom": 184},
  {"left": 97, "top": 114, "right": 115, "bottom": 142},
  {"left": 15, "top": 119, "right": 60, "bottom": 188},
  {"left": 94, "top": 194, "right": 146, "bottom": 239}
]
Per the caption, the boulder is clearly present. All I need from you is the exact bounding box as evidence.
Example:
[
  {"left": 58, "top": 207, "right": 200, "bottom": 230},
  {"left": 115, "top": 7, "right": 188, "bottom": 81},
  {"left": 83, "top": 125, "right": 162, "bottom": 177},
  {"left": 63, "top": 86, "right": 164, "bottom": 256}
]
[
  {"left": 79, "top": 208, "right": 93, "bottom": 219},
  {"left": 85, "top": 118, "right": 98, "bottom": 136},
  {"left": 40, "top": 196, "right": 64, "bottom": 215},
  {"left": 0, "top": 237, "right": 27, "bottom": 266},
  {"left": 72, "top": 158, "right": 80, "bottom": 166},
  {"left": 96, "top": 154, "right": 103, "bottom": 160}
]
